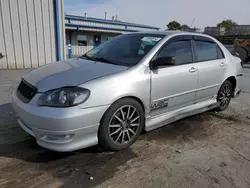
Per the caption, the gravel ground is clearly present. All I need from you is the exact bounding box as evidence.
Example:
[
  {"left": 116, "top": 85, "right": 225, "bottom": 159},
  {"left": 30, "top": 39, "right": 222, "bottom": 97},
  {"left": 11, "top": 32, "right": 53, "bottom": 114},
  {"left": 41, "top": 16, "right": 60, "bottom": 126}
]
[{"left": 0, "top": 68, "right": 249, "bottom": 188}]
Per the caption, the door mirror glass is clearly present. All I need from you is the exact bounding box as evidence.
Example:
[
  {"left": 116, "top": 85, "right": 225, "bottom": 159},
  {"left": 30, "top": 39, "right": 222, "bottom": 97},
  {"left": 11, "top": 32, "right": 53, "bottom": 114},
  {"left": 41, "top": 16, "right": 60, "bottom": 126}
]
[{"left": 151, "top": 56, "right": 175, "bottom": 69}]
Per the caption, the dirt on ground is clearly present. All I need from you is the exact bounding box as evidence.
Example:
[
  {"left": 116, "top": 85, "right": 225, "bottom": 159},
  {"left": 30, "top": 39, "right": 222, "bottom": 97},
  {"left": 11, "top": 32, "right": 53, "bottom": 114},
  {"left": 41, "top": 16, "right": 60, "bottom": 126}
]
[{"left": 0, "top": 68, "right": 249, "bottom": 188}]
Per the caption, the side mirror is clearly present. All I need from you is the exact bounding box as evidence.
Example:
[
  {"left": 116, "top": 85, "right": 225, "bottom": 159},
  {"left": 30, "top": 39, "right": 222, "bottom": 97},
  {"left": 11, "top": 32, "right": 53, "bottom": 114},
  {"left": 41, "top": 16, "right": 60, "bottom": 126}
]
[{"left": 150, "top": 56, "right": 175, "bottom": 69}]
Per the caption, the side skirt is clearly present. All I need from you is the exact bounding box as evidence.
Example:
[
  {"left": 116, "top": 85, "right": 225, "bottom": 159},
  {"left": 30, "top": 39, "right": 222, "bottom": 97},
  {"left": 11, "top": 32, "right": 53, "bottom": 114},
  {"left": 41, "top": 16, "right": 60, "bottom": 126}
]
[{"left": 145, "top": 99, "right": 219, "bottom": 132}]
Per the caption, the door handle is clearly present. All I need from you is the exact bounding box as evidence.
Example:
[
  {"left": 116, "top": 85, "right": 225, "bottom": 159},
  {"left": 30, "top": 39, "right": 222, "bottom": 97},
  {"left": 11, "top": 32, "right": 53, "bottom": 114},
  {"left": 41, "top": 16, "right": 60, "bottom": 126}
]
[
  {"left": 189, "top": 67, "right": 198, "bottom": 73},
  {"left": 220, "top": 62, "right": 225, "bottom": 67}
]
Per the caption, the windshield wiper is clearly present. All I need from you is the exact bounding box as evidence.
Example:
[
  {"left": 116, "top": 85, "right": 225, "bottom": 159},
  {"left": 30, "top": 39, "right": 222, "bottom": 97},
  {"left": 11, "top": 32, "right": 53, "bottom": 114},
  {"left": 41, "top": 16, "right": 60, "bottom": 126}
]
[
  {"left": 80, "top": 54, "right": 95, "bottom": 61},
  {"left": 94, "top": 57, "right": 118, "bottom": 65},
  {"left": 81, "top": 55, "right": 118, "bottom": 65}
]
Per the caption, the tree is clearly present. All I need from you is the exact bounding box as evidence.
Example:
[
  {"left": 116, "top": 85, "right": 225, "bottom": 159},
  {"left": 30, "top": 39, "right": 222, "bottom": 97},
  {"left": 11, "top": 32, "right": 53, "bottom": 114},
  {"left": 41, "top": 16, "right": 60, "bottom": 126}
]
[
  {"left": 180, "top": 24, "right": 190, "bottom": 31},
  {"left": 167, "top": 21, "right": 181, "bottom": 30},
  {"left": 217, "top": 20, "right": 238, "bottom": 30}
]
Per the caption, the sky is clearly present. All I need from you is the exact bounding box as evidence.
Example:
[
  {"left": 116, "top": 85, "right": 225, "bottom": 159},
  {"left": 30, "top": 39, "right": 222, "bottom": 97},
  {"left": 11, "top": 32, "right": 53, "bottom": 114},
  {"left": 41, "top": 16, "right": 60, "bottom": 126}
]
[{"left": 64, "top": 0, "right": 250, "bottom": 30}]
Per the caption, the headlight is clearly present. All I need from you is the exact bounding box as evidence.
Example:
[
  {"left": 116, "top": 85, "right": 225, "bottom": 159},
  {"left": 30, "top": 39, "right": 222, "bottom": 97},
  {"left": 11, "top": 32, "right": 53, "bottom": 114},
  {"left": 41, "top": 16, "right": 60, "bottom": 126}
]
[{"left": 37, "top": 87, "right": 90, "bottom": 107}]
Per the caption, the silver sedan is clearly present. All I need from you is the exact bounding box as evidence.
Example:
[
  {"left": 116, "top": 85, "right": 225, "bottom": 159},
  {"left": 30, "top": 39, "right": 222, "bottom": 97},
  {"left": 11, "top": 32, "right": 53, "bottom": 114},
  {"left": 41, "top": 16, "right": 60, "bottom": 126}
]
[{"left": 12, "top": 32, "right": 242, "bottom": 152}]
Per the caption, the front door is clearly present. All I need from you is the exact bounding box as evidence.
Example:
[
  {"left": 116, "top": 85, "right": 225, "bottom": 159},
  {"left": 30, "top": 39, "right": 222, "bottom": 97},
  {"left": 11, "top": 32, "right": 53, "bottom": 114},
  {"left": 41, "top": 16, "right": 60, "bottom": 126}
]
[
  {"left": 94, "top": 35, "right": 101, "bottom": 47},
  {"left": 150, "top": 37, "right": 198, "bottom": 117}
]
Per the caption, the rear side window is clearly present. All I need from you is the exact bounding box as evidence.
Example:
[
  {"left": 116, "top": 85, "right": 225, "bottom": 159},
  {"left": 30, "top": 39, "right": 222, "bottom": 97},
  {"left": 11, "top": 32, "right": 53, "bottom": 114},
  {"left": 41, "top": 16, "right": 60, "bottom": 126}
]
[
  {"left": 159, "top": 40, "right": 193, "bottom": 65},
  {"left": 195, "top": 41, "right": 218, "bottom": 62},
  {"left": 217, "top": 45, "right": 225, "bottom": 59}
]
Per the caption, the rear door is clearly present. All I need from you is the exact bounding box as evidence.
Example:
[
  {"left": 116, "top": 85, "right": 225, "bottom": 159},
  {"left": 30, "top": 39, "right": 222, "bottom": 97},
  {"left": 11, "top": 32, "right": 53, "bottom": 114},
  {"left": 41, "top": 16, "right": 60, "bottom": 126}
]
[{"left": 193, "top": 36, "right": 227, "bottom": 103}]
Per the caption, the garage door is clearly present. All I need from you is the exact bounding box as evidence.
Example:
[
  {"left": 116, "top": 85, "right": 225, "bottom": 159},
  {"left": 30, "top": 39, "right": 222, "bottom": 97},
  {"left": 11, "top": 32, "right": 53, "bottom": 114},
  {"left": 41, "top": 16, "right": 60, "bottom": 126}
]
[{"left": 0, "top": 0, "right": 64, "bottom": 69}]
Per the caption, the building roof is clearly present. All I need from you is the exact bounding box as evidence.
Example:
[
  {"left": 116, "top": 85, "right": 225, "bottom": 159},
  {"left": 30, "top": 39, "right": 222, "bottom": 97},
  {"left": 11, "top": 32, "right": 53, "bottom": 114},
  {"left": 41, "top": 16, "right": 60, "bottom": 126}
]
[
  {"left": 65, "top": 23, "right": 140, "bottom": 33},
  {"left": 65, "top": 14, "right": 160, "bottom": 30}
]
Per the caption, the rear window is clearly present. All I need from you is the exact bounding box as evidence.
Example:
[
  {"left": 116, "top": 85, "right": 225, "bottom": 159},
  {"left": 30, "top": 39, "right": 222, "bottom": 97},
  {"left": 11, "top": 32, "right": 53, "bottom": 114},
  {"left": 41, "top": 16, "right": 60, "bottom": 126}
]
[
  {"left": 217, "top": 45, "right": 225, "bottom": 59},
  {"left": 195, "top": 41, "right": 217, "bottom": 62}
]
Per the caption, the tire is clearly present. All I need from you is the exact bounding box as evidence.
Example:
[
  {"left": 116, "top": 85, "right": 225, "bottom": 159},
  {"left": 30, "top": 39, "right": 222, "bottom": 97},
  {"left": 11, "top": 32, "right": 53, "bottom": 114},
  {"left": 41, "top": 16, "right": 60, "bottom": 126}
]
[
  {"left": 235, "top": 47, "right": 248, "bottom": 62},
  {"left": 98, "top": 98, "right": 144, "bottom": 150},
  {"left": 216, "top": 80, "right": 233, "bottom": 111}
]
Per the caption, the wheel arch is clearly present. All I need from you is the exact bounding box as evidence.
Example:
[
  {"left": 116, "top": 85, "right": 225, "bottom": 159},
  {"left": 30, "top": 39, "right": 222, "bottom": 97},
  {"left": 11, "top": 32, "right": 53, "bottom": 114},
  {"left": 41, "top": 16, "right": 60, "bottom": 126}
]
[
  {"left": 110, "top": 95, "right": 147, "bottom": 114},
  {"left": 225, "top": 76, "right": 237, "bottom": 92},
  {"left": 102, "top": 96, "right": 146, "bottom": 118},
  {"left": 98, "top": 96, "right": 146, "bottom": 149},
  {"left": 99, "top": 95, "right": 146, "bottom": 128},
  {"left": 121, "top": 96, "right": 146, "bottom": 114}
]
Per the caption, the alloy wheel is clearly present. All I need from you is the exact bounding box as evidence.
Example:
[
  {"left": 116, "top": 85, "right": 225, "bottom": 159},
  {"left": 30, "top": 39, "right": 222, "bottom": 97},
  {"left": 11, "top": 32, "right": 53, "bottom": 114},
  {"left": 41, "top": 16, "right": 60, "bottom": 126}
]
[
  {"left": 108, "top": 105, "right": 141, "bottom": 145},
  {"left": 218, "top": 83, "right": 232, "bottom": 108}
]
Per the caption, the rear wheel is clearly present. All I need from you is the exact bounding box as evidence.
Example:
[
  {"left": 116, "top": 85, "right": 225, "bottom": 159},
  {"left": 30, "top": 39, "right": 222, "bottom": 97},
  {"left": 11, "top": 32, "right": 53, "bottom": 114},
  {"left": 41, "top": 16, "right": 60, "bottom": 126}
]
[
  {"left": 216, "top": 80, "right": 233, "bottom": 111},
  {"left": 98, "top": 98, "right": 144, "bottom": 150}
]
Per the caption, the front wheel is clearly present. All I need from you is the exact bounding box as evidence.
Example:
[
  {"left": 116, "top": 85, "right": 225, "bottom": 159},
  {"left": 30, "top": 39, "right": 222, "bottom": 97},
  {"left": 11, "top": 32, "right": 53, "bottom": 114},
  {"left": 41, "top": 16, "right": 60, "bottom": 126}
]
[
  {"left": 98, "top": 98, "right": 144, "bottom": 150},
  {"left": 216, "top": 80, "right": 233, "bottom": 111}
]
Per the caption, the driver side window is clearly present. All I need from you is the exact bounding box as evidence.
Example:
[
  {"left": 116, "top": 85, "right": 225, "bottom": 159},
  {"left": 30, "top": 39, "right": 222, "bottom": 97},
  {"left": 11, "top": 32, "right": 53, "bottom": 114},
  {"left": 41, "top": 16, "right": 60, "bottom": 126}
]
[{"left": 159, "top": 40, "right": 193, "bottom": 65}]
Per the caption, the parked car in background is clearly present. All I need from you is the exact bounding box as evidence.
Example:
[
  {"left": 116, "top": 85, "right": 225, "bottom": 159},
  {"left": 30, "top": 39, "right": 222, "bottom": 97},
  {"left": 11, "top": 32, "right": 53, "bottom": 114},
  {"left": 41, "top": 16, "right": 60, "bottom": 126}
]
[
  {"left": 12, "top": 32, "right": 242, "bottom": 152},
  {"left": 234, "top": 39, "right": 250, "bottom": 63}
]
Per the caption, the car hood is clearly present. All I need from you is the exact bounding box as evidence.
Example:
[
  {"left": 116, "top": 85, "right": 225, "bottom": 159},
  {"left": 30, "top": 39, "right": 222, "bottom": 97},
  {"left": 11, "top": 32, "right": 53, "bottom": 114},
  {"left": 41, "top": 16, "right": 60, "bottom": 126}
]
[{"left": 22, "top": 58, "right": 128, "bottom": 92}]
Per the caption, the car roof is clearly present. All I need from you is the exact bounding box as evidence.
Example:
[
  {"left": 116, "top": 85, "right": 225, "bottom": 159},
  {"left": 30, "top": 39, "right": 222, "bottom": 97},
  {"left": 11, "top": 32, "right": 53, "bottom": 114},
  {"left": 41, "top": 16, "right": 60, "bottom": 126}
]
[{"left": 128, "top": 31, "right": 212, "bottom": 38}]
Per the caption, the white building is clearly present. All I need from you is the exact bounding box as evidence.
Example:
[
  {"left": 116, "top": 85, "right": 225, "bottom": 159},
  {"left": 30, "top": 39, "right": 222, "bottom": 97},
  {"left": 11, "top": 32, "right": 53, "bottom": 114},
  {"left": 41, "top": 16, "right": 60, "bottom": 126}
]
[
  {"left": 0, "top": 0, "right": 160, "bottom": 69},
  {"left": 0, "top": 0, "right": 65, "bottom": 69},
  {"left": 65, "top": 14, "right": 160, "bottom": 57}
]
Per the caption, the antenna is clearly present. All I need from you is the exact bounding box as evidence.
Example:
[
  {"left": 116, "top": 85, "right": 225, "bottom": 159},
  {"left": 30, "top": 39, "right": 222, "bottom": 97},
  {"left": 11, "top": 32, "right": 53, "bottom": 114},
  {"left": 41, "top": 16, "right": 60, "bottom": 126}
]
[{"left": 190, "top": 18, "right": 195, "bottom": 28}]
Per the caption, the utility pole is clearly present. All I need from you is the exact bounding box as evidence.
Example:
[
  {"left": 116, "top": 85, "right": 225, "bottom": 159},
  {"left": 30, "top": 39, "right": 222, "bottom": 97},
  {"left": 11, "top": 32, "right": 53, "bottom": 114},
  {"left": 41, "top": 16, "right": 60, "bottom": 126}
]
[{"left": 190, "top": 18, "right": 195, "bottom": 28}]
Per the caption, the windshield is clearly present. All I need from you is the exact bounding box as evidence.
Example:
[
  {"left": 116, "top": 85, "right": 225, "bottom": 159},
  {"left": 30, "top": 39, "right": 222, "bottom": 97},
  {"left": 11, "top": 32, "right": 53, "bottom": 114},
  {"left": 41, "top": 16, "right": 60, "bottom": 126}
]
[{"left": 82, "top": 34, "right": 165, "bottom": 67}]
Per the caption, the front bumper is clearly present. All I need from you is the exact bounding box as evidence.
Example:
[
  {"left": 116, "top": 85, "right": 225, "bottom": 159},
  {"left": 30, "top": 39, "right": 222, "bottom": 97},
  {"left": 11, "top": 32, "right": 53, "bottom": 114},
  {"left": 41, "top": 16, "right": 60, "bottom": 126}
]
[{"left": 12, "top": 92, "right": 109, "bottom": 152}]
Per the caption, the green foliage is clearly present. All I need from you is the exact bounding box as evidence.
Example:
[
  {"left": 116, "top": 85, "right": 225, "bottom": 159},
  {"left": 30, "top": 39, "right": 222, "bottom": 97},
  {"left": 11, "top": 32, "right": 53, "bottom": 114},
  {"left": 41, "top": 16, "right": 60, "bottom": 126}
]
[
  {"left": 217, "top": 20, "right": 238, "bottom": 30},
  {"left": 167, "top": 21, "right": 181, "bottom": 30},
  {"left": 234, "top": 40, "right": 239, "bottom": 47},
  {"left": 167, "top": 21, "right": 192, "bottom": 31},
  {"left": 180, "top": 24, "right": 190, "bottom": 31}
]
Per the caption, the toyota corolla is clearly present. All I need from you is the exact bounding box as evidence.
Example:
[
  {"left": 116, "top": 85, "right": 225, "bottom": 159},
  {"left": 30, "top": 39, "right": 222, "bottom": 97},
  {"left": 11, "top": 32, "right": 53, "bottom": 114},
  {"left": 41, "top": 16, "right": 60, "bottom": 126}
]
[{"left": 12, "top": 32, "right": 242, "bottom": 152}]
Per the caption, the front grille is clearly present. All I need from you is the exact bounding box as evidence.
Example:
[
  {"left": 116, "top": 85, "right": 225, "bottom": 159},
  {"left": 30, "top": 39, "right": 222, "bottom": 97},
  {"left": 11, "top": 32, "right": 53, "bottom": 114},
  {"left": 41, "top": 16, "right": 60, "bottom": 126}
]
[{"left": 17, "top": 80, "right": 37, "bottom": 103}]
